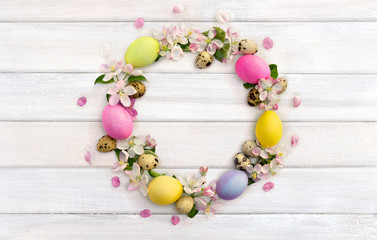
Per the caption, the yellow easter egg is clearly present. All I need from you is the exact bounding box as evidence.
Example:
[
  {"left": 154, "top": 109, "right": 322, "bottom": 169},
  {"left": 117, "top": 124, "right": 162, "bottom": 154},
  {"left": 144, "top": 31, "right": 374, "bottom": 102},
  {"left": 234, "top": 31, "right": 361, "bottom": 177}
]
[
  {"left": 255, "top": 110, "right": 283, "bottom": 147},
  {"left": 125, "top": 37, "right": 159, "bottom": 67},
  {"left": 147, "top": 176, "right": 183, "bottom": 205}
]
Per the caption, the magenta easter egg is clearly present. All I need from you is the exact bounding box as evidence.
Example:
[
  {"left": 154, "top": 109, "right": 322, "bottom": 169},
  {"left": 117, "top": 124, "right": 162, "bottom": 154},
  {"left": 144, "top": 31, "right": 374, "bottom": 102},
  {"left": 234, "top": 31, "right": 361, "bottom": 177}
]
[
  {"left": 216, "top": 170, "right": 248, "bottom": 200},
  {"left": 102, "top": 104, "right": 133, "bottom": 140},
  {"left": 235, "top": 55, "right": 271, "bottom": 84}
]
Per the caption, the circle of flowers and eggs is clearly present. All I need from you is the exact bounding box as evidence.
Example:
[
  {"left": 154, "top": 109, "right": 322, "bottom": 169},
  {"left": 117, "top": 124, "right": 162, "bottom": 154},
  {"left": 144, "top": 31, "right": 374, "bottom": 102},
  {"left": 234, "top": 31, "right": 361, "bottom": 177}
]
[{"left": 94, "top": 23, "right": 288, "bottom": 219}]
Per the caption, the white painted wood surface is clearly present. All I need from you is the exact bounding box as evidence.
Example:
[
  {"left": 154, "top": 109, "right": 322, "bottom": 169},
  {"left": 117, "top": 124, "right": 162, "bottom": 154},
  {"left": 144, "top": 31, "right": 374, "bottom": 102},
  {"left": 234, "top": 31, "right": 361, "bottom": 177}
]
[{"left": 1, "top": 1, "right": 376, "bottom": 239}]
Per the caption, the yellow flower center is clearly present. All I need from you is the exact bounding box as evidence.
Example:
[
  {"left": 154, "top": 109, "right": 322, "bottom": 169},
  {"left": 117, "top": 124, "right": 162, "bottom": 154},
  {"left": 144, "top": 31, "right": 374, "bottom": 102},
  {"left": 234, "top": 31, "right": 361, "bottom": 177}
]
[{"left": 110, "top": 66, "right": 116, "bottom": 71}]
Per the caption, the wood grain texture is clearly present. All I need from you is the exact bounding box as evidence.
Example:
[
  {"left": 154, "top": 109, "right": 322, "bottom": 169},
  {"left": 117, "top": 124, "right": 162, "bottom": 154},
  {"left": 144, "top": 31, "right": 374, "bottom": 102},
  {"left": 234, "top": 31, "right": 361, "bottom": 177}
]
[
  {"left": 1, "top": 122, "right": 376, "bottom": 168},
  {"left": 0, "top": 0, "right": 376, "bottom": 22},
  {"left": 1, "top": 22, "right": 377, "bottom": 73},
  {"left": 0, "top": 168, "right": 376, "bottom": 214},
  {"left": 2, "top": 73, "right": 377, "bottom": 121},
  {"left": 1, "top": 214, "right": 376, "bottom": 240}
]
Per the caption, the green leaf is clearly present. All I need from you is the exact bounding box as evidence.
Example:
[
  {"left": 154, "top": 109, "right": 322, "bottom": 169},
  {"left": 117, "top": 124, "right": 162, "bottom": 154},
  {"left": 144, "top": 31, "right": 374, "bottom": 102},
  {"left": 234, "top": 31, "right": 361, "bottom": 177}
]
[
  {"left": 106, "top": 94, "right": 111, "bottom": 102},
  {"left": 269, "top": 64, "right": 278, "bottom": 79},
  {"left": 243, "top": 83, "right": 256, "bottom": 89},
  {"left": 148, "top": 169, "right": 162, "bottom": 178},
  {"left": 144, "top": 150, "right": 158, "bottom": 158},
  {"left": 187, "top": 204, "right": 199, "bottom": 218},
  {"left": 248, "top": 178, "right": 255, "bottom": 186},
  {"left": 150, "top": 147, "right": 156, "bottom": 152},
  {"left": 154, "top": 54, "right": 162, "bottom": 62},
  {"left": 201, "top": 30, "right": 209, "bottom": 37},
  {"left": 214, "top": 42, "right": 230, "bottom": 62},
  {"left": 114, "top": 149, "right": 121, "bottom": 161},
  {"left": 172, "top": 175, "right": 177, "bottom": 179},
  {"left": 213, "top": 27, "right": 226, "bottom": 42},
  {"left": 94, "top": 74, "right": 114, "bottom": 85},
  {"left": 178, "top": 42, "right": 191, "bottom": 52},
  {"left": 128, "top": 75, "right": 147, "bottom": 83}
]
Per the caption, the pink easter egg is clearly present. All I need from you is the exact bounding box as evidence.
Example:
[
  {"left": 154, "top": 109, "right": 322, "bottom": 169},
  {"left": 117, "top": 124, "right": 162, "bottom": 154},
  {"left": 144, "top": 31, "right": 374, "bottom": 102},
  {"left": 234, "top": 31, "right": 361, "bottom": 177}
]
[
  {"left": 102, "top": 104, "right": 133, "bottom": 140},
  {"left": 235, "top": 55, "right": 271, "bottom": 84}
]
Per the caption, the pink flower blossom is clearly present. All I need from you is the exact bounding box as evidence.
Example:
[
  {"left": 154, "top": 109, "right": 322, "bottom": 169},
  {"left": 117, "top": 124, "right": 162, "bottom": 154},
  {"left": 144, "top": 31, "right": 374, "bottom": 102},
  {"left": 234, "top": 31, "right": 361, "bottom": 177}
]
[
  {"left": 173, "top": 4, "right": 185, "bottom": 13},
  {"left": 146, "top": 135, "right": 157, "bottom": 148},
  {"left": 252, "top": 140, "right": 270, "bottom": 159},
  {"left": 194, "top": 197, "right": 223, "bottom": 218},
  {"left": 140, "top": 209, "right": 151, "bottom": 218},
  {"left": 111, "top": 176, "right": 120, "bottom": 187},
  {"left": 206, "top": 28, "right": 224, "bottom": 55},
  {"left": 293, "top": 96, "right": 301, "bottom": 107},
  {"left": 256, "top": 78, "right": 282, "bottom": 103},
  {"left": 100, "top": 60, "right": 123, "bottom": 81},
  {"left": 124, "top": 163, "right": 149, "bottom": 196},
  {"left": 263, "top": 37, "right": 273, "bottom": 49},
  {"left": 178, "top": 173, "right": 206, "bottom": 194},
  {"left": 107, "top": 80, "right": 137, "bottom": 107},
  {"left": 171, "top": 215, "right": 180, "bottom": 225},
  {"left": 200, "top": 166, "right": 208, "bottom": 175},
  {"left": 203, "top": 180, "right": 218, "bottom": 201},
  {"left": 84, "top": 151, "right": 91, "bottom": 165},
  {"left": 134, "top": 18, "right": 144, "bottom": 29},
  {"left": 291, "top": 134, "right": 299, "bottom": 147},
  {"left": 77, "top": 96, "right": 87, "bottom": 106},
  {"left": 273, "top": 103, "right": 279, "bottom": 110},
  {"left": 263, "top": 182, "right": 274, "bottom": 192},
  {"left": 124, "top": 97, "right": 138, "bottom": 121},
  {"left": 246, "top": 164, "right": 269, "bottom": 181},
  {"left": 122, "top": 64, "right": 142, "bottom": 76}
]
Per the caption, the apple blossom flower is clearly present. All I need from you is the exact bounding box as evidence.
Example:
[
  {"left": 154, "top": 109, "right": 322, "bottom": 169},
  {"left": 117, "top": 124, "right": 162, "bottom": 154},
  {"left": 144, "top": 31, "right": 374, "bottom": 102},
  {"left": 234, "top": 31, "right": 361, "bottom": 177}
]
[
  {"left": 246, "top": 164, "right": 270, "bottom": 181},
  {"left": 205, "top": 28, "right": 224, "bottom": 55},
  {"left": 194, "top": 197, "right": 224, "bottom": 218},
  {"left": 252, "top": 140, "right": 270, "bottom": 159},
  {"left": 178, "top": 172, "right": 206, "bottom": 194},
  {"left": 112, "top": 161, "right": 128, "bottom": 172},
  {"left": 107, "top": 80, "right": 137, "bottom": 107},
  {"left": 146, "top": 135, "right": 157, "bottom": 148},
  {"left": 117, "top": 136, "right": 146, "bottom": 159},
  {"left": 122, "top": 64, "right": 142, "bottom": 76},
  {"left": 100, "top": 60, "right": 123, "bottom": 81},
  {"left": 200, "top": 166, "right": 208, "bottom": 175},
  {"left": 203, "top": 179, "right": 218, "bottom": 201},
  {"left": 124, "top": 163, "right": 149, "bottom": 196},
  {"left": 256, "top": 78, "right": 282, "bottom": 103}
]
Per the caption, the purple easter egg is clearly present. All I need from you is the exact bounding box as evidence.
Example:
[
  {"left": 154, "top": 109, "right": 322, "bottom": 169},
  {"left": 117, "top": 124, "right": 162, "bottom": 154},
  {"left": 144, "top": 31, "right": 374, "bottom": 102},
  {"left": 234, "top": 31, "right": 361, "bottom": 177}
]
[
  {"left": 235, "top": 55, "right": 271, "bottom": 84},
  {"left": 216, "top": 170, "right": 248, "bottom": 200},
  {"left": 102, "top": 104, "right": 133, "bottom": 140}
]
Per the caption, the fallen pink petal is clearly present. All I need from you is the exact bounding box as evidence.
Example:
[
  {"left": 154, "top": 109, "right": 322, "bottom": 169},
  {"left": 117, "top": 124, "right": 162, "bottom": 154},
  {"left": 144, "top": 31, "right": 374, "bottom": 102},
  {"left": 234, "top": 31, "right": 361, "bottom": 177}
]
[
  {"left": 140, "top": 209, "right": 151, "bottom": 218},
  {"left": 293, "top": 95, "right": 302, "bottom": 107},
  {"left": 171, "top": 215, "right": 180, "bottom": 225},
  {"left": 111, "top": 176, "right": 120, "bottom": 187},
  {"left": 134, "top": 18, "right": 144, "bottom": 29},
  {"left": 173, "top": 4, "right": 185, "bottom": 13},
  {"left": 263, "top": 182, "right": 274, "bottom": 192},
  {"left": 77, "top": 96, "right": 87, "bottom": 106},
  {"left": 84, "top": 151, "right": 91, "bottom": 165},
  {"left": 263, "top": 37, "right": 273, "bottom": 49},
  {"left": 215, "top": 10, "right": 229, "bottom": 23},
  {"left": 291, "top": 134, "right": 299, "bottom": 147}
]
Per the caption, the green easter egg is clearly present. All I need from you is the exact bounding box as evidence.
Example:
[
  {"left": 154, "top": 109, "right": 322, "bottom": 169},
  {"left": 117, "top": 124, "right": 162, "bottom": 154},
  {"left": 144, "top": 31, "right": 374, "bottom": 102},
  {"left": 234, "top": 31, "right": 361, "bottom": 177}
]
[{"left": 125, "top": 37, "right": 159, "bottom": 67}]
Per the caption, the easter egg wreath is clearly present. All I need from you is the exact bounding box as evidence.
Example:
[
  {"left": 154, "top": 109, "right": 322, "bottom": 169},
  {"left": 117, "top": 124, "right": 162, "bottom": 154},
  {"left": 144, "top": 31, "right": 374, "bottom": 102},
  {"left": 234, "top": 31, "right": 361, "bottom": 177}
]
[{"left": 94, "top": 23, "right": 291, "bottom": 218}]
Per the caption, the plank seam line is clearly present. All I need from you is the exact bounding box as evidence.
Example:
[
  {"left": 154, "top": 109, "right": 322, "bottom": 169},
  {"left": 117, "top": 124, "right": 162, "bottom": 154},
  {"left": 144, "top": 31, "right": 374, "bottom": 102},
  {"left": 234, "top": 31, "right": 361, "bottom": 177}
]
[
  {"left": 0, "top": 120, "right": 377, "bottom": 123},
  {"left": 0, "top": 213, "right": 375, "bottom": 216},
  {"left": 1, "top": 20, "right": 377, "bottom": 23},
  {"left": 0, "top": 166, "right": 376, "bottom": 169},
  {"left": 2, "top": 72, "right": 377, "bottom": 75}
]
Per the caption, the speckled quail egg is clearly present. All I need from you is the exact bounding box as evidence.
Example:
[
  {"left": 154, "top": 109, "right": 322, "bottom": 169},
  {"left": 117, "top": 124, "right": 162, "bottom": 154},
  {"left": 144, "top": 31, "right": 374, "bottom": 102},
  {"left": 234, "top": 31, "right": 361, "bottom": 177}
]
[
  {"left": 277, "top": 78, "right": 288, "bottom": 94},
  {"left": 234, "top": 153, "right": 251, "bottom": 171},
  {"left": 242, "top": 140, "right": 257, "bottom": 157},
  {"left": 137, "top": 153, "right": 159, "bottom": 170},
  {"left": 97, "top": 135, "right": 116, "bottom": 152},
  {"left": 195, "top": 51, "right": 214, "bottom": 69},
  {"left": 238, "top": 39, "right": 258, "bottom": 55},
  {"left": 127, "top": 81, "right": 146, "bottom": 98},
  {"left": 247, "top": 88, "right": 262, "bottom": 106},
  {"left": 176, "top": 196, "right": 194, "bottom": 214}
]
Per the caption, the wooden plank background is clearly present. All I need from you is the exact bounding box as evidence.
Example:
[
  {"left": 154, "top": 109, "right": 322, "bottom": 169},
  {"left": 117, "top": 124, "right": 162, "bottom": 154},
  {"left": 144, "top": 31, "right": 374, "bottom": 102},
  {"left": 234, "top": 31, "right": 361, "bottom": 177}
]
[{"left": 0, "top": 0, "right": 377, "bottom": 239}]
